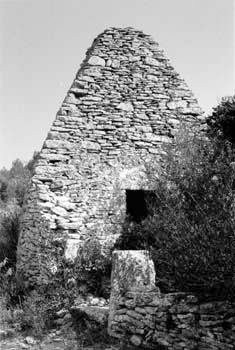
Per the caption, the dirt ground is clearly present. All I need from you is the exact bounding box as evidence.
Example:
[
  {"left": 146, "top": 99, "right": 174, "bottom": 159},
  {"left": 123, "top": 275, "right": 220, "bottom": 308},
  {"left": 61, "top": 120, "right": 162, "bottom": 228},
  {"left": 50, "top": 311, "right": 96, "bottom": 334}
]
[
  {"left": 1, "top": 335, "right": 119, "bottom": 350},
  {"left": 0, "top": 326, "right": 120, "bottom": 350}
]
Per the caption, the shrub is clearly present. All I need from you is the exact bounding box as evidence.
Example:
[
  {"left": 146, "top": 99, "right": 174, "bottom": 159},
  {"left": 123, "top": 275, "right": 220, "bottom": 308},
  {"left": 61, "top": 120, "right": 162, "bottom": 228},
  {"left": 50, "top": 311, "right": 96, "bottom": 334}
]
[
  {"left": 0, "top": 294, "right": 14, "bottom": 325},
  {"left": 0, "top": 272, "right": 74, "bottom": 335},
  {"left": 115, "top": 129, "right": 235, "bottom": 301},
  {"left": 207, "top": 95, "right": 235, "bottom": 144},
  {"left": 74, "top": 236, "right": 112, "bottom": 297},
  {"left": 0, "top": 208, "right": 20, "bottom": 267},
  {"left": 13, "top": 291, "right": 49, "bottom": 334},
  {"left": 0, "top": 153, "right": 38, "bottom": 208}
]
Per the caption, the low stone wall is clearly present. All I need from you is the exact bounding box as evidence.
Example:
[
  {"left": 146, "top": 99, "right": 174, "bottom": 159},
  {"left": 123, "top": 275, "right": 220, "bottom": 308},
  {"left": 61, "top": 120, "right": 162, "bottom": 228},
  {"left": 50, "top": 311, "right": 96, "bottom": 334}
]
[
  {"left": 110, "top": 290, "right": 235, "bottom": 349},
  {"left": 108, "top": 251, "right": 235, "bottom": 349}
]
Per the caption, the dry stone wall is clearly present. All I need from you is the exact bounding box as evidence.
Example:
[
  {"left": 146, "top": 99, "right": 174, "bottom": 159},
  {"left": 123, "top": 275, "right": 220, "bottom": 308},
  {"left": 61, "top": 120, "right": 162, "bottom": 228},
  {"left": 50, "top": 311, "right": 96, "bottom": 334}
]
[
  {"left": 110, "top": 290, "right": 235, "bottom": 349},
  {"left": 108, "top": 250, "right": 158, "bottom": 336},
  {"left": 108, "top": 251, "right": 235, "bottom": 349},
  {"left": 17, "top": 27, "right": 204, "bottom": 285}
]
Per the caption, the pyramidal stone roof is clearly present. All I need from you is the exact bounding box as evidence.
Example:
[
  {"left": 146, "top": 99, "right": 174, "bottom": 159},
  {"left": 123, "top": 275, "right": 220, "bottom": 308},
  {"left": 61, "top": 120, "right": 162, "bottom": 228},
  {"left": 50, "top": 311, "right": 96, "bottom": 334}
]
[
  {"left": 45, "top": 27, "right": 203, "bottom": 161},
  {"left": 17, "top": 27, "right": 204, "bottom": 286}
]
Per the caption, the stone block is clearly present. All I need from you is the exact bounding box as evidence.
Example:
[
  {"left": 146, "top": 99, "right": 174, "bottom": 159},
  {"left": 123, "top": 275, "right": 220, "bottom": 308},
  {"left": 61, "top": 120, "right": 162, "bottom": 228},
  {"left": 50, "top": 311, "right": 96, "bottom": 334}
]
[
  {"left": 167, "top": 100, "right": 187, "bottom": 110},
  {"left": 108, "top": 250, "right": 157, "bottom": 336},
  {"left": 88, "top": 55, "right": 105, "bottom": 66},
  {"left": 130, "top": 334, "right": 142, "bottom": 346},
  {"left": 116, "top": 102, "right": 134, "bottom": 112},
  {"left": 56, "top": 197, "right": 76, "bottom": 211},
  {"left": 145, "top": 57, "right": 161, "bottom": 66},
  {"left": 51, "top": 206, "right": 68, "bottom": 217},
  {"left": 64, "top": 238, "right": 81, "bottom": 260},
  {"left": 111, "top": 59, "right": 120, "bottom": 68}
]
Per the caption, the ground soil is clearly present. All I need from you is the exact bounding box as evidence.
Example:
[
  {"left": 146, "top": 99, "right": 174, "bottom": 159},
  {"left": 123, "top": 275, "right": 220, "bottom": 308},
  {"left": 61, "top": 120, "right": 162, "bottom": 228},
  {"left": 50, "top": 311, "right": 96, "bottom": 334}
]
[{"left": 0, "top": 322, "right": 121, "bottom": 350}]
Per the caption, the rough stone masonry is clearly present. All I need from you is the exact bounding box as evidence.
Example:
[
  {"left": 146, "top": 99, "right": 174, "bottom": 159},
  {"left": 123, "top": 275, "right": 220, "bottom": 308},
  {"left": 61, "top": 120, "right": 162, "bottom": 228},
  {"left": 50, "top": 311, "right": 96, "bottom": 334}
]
[
  {"left": 16, "top": 27, "right": 204, "bottom": 285},
  {"left": 108, "top": 251, "right": 235, "bottom": 349}
]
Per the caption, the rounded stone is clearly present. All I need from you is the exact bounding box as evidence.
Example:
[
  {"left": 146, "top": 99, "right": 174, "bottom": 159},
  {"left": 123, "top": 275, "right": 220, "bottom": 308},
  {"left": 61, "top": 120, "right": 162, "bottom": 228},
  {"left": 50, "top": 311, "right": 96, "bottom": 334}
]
[
  {"left": 130, "top": 334, "right": 142, "bottom": 346},
  {"left": 88, "top": 55, "right": 105, "bottom": 66}
]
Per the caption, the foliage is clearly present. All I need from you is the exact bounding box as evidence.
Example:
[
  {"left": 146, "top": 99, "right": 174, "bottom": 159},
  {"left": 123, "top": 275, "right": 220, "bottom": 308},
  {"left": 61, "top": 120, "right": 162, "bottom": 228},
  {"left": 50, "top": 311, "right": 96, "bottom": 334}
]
[
  {"left": 74, "top": 236, "right": 112, "bottom": 297},
  {"left": 114, "top": 217, "right": 152, "bottom": 251},
  {"left": 0, "top": 208, "right": 21, "bottom": 266},
  {"left": 0, "top": 234, "right": 109, "bottom": 336},
  {"left": 207, "top": 95, "right": 235, "bottom": 144},
  {"left": 0, "top": 152, "right": 38, "bottom": 269},
  {"left": 0, "top": 160, "right": 30, "bottom": 207},
  {"left": 115, "top": 128, "right": 235, "bottom": 301},
  {"left": 11, "top": 291, "right": 50, "bottom": 334},
  {"left": 0, "top": 266, "right": 73, "bottom": 336},
  {"left": 0, "top": 152, "right": 39, "bottom": 208},
  {"left": 0, "top": 266, "right": 21, "bottom": 310}
]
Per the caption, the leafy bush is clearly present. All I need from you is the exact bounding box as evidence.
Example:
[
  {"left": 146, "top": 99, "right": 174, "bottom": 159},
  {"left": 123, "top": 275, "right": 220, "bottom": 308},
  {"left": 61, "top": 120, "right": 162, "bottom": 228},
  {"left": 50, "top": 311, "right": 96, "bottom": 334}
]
[
  {"left": 0, "top": 269, "right": 74, "bottom": 335},
  {"left": 12, "top": 291, "right": 50, "bottom": 334},
  {"left": 0, "top": 153, "right": 39, "bottom": 269},
  {"left": 207, "top": 95, "right": 235, "bottom": 144},
  {"left": 0, "top": 294, "right": 14, "bottom": 325},
  {"left": 74, "top": 236, "right": 112, "bottom": 297},
  {"left": 0, "top": 208, "right": 20, "bottom": 266},
  {"left": 0, "top": 153, "right": 39, "bottom": 209},
  {"left": 115, "top": 129, "right": 235, "bottom": 301}
]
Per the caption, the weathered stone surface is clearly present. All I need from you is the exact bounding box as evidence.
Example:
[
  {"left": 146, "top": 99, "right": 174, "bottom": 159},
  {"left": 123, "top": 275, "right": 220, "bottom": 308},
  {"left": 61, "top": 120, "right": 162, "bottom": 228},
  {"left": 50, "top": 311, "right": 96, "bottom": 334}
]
[
  {"left": 111, "top": 59, "right": 120, "bottom": 68},
  {"left": 108, "top": 250, "right": 157, "bottom": 336},
  {"left": 145, "top": 56, "right": 161, "bottom": 66},
  {"left": 64, "top": 239, "right": 81, "bottom": 260},
  {"left": 56, "top": 197, "right": 76, "bottom": 211},
  {"left": 167, "top": 100, "right": 187, "bottom": 109},
  {"left": 119, "top": 165, "right": 149, "bottom": 190},
  {"left": 130, "top": 334, "right": 142, "bottom": 346},
  {"left": 108, "top": 251, "right": 235, "bottom": 349},
  {"left": 17, "top": 27, "right": 204, "bottom": 286},
  {"left": 51, "top": 206, "right": 68, "bottom": 217},
  {"left": 116, "top": 102, "right": 134, "bottom": 112},
  {"left": 111, "top": 288, "right": 235, "bottom": 349},
  {"left": 88, "top": 55, "right": 105, "bottom": 66}
]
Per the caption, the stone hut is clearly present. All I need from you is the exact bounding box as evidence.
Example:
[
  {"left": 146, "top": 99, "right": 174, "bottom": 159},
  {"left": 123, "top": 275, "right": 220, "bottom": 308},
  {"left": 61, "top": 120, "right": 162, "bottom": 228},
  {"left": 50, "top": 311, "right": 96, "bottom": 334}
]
[{"left": 17, "top": 27, "right": 204, "bottom": 285}]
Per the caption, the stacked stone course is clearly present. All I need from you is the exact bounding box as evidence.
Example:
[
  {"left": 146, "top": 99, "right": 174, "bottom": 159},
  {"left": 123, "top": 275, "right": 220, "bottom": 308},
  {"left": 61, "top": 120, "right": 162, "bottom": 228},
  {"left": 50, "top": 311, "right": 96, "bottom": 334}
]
[
  {"left": 17, "top": 27, "right": 204, "bottom": 285},
  {"left": 110, "top": 291, "right": 235, "bottom": 349},
  {"left": 108, "top": 251, "right": 235, "bottom": 349}
]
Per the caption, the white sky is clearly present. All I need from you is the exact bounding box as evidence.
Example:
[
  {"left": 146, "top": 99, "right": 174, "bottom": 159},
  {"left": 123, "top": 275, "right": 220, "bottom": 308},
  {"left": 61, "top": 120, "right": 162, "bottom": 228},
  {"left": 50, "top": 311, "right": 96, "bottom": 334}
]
[{"left": 0, "top": 0, "right": 234, "bottom": 169}]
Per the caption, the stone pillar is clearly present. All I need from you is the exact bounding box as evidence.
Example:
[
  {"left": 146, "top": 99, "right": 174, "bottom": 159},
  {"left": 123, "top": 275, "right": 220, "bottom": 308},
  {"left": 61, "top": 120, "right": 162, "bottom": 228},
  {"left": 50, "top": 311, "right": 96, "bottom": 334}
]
[{"left": 108, "top": 250, "right": 158, "bottom": 337}]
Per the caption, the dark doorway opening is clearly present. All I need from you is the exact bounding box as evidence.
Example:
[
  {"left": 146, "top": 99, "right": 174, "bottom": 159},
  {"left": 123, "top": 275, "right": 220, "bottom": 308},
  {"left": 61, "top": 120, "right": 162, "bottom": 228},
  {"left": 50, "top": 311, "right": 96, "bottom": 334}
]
[{"left": 126, "top": 190, "right": 156, "bottom": 223}]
